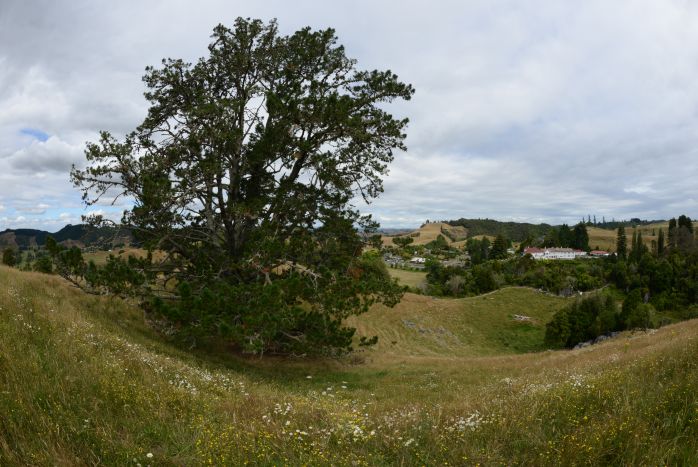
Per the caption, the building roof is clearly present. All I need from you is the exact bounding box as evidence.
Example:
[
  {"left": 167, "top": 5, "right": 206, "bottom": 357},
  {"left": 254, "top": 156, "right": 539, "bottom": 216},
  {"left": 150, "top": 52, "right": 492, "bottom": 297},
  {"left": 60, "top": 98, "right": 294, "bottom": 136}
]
[{"left": 523, "top": 247, "right": 544, "bottom": 254}]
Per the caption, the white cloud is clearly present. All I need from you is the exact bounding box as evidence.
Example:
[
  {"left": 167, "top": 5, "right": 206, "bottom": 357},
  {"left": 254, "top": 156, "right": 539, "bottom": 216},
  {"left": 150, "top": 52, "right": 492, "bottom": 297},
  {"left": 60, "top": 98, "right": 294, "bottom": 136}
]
[
  {"left": 15, "top": 203, "right": 50, "bottom": 214},
  {"left": 2, "top": 0, "right": 698, "bottom": 229},
  {"left": 4, "top": 136, "right": 83, "bottom": 173}
]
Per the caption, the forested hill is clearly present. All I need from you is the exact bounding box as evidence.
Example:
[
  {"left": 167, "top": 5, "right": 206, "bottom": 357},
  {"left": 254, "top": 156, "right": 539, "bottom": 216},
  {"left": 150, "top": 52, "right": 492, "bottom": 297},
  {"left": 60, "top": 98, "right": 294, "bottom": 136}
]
[
  {"left": 0, "top": 224, "right": 133, "bottom": 250},
  {"left": 446, "top": 218, "right": 553, "bottom": 242},
  {"left": 445, "top": 217, "right": 673, "bottom": 243}
]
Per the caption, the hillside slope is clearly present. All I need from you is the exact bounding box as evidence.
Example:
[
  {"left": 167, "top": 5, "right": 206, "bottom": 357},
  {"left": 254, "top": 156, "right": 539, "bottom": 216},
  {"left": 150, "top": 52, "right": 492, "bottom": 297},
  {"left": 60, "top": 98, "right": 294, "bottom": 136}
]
[
  {"left": 382, "top": 222, "right": 468, "bottom": 247},
  {"left": 0, "top": 224, "right": 133, "bottom": 250},
  {"left": 349, "top": 288, "right": 569, "bottom": 357},
  {"left": 1, "top": 266, "right": 698, "bottom": 465}
]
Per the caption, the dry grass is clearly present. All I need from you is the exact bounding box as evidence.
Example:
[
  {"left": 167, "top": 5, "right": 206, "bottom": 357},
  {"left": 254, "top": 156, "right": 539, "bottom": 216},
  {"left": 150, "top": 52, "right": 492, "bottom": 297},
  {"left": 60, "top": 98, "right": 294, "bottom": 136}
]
[
  {"left": 82, "top": 247, "right": 151, "bottom": 266},
  {"left": 587, "top": 225, "right": 666, "bottom": 252},
  {"left": 588, "top": 221, "right": 698, "bottom": 252},
  {"left": 1, "top": 265, "right": 697, "bottom": 465},
  {"left": 382, "top": 222, "right": 468, "bottom": 247}
]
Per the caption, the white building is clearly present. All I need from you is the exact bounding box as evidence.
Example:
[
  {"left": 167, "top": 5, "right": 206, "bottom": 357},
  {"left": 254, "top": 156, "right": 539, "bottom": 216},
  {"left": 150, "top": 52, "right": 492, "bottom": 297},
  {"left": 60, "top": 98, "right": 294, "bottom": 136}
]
[{"left": 523, "top": 247, "right": 586, "bottom": 260}]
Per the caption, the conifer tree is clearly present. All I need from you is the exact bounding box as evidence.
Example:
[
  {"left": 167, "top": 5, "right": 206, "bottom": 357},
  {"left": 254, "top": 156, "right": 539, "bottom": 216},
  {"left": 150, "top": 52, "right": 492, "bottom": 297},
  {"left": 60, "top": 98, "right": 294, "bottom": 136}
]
[
  {"left": 635, "top": 231, "right": 645, "bottom": 261},
  {"left": 490, "top": 234, "right": 508, "bottom": 259},
  {"left": 616, "top": 226, "right": 627, "bottom": 259},
  {"left": 2, "top": 248, "right": 17, "bottom": 267},
  {"left": 69, "top": 18, "right": 413, "bottom": 355},
  {"left": 573, "top": 222, "right": 590, "bottom": 251},
  {"left": 558, "top": 224, "right": 572, "bottom": 248},
  {"left": 668, "top": 218, "right": 677, "bottom": 249},
  {"left": 657, "top": 228, "right": 665, "bottom": 256}
]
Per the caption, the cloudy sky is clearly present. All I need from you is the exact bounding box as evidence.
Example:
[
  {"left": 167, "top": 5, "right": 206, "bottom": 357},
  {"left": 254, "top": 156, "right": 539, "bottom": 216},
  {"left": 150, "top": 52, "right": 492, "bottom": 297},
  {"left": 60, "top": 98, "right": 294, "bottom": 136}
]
[{"left": 1, "top": 0, "right": 698, "bottom": 230}]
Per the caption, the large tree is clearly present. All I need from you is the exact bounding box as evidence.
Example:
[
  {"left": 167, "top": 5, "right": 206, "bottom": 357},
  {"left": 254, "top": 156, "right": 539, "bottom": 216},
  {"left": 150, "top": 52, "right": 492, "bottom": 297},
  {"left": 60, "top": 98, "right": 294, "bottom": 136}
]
[
  {"left": 490, "top": 234, "right": 508, "bottom": 259},
  {"left": 2, "top": 248, "right": 17, "bottom": 267},
  {"left": 616, "top": 226, "right": 627, "bottom": 259},
  {"left": 572, "top": 222, "right": 589, "bottom": 251},
  {"left": 71, "top": 18, "right": 413, "bottom": 355}
]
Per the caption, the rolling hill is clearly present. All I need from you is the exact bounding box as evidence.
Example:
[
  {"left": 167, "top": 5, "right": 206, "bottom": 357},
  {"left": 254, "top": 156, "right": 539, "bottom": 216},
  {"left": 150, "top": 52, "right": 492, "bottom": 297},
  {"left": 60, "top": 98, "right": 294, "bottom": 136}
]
[
  {"left": 0, "top": 224, "right": 133, "bottom": 250},
  {"left": 382, "top": 222, "right": 468, "bottom": 247},
  {"left": 348, "top": 287, "right": 569, "bottom": 357},
  {"left": 2, "top": 265, "right": 698, "bottom": 464},
  {"left": 381, "top": 219, "right": 691, "bottom": 254}
]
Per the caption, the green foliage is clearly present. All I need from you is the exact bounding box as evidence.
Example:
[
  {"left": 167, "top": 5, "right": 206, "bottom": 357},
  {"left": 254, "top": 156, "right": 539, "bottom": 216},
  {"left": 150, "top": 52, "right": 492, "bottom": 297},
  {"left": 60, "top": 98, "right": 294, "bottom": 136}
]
[
  {"left": 68, "top": 18, "right": 412, "bottom": 355},
  {"left": 545, "top": 293, "right": 618, "bottom": 348},
  {"left": 4, "top": 265, "right": 698, "bottom": 465},
  {"left": 616, "top": 226, "right": 627, "bottom": 260},
  {"left": 657, "top": 228, "right": 665, "bottom": 256},
  {"left": 572, "top": 222, "right": 590, "bottom": 251},
  {"left": 2, "top": 248, "right": 17, "bottom": 267},
  {"left": 426, "top": 234, "right": 449, "bottom": 251},
  {"left": 32, "top": 255, "right": 53, "bottom": 274},
  {"left": 447, "top": 217, "right": 552, "bottom": 242},
  {"left": 544, "top": 309, "right": 571, "bottom": 348},
  {"left": 558, "top": 224, "right": 572, "bottom": 248},
  {"left": 472, "top": 264, "right": 498, "bottom": 293},
  {"left": 490, "top": 234, "right": 508, "bottom": 259},
  {"left": 466, "top": 237, "right": 490, "bottom": 265},
  {"left": 625, "top": 303, "right": 656, "bottom": 330},
  {"left": 392, "top": 236, "right": 414, "bottom": 248},
  {"left": 668, "top": 218, "right": 677, "bottom": 249}
]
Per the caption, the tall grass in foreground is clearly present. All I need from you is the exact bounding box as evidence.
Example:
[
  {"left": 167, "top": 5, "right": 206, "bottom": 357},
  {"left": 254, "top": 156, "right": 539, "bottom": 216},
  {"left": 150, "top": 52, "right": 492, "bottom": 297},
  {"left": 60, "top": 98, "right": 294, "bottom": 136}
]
[{"left": 0, "top": 265, "right": 697, "bottom": 465}]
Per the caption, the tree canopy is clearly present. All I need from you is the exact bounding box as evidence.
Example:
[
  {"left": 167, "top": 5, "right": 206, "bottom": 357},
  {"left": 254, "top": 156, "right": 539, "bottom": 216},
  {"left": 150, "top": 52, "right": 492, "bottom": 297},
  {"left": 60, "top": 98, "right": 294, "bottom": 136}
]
[{"left": 70, "top": 18, "right": 413, "bottom": 355}]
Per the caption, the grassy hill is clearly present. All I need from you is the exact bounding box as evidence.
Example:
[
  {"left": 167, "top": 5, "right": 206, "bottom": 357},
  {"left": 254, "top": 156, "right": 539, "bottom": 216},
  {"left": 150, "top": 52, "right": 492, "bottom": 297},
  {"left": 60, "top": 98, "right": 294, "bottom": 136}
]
[
  {"left": 447, "top": 218, "right": 552, "bottom": 242},
  {"left": 381, "top": 220, "right": 669, "bottom": 253},
  {"left": 1, "top": 266, "right": 698, "bottom": 465},
  {"left": 386, "top": 268, "right": 427, "bottom": 289},
  {"left": 349, "top": 288, "right": 569, "bottom": 357},
  {"left": 382, "top": 222, "right": 468, "bottom": 247},
  {"left": 587, "top": 222, "right": 690, "bottom": 252}
]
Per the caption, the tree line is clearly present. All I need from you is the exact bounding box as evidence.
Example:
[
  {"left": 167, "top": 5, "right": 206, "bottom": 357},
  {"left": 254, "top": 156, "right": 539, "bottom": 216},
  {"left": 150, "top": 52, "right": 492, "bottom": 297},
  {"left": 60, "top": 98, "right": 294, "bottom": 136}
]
[{"left": 545, "top": 215, "right": 697, "bottom": 348}]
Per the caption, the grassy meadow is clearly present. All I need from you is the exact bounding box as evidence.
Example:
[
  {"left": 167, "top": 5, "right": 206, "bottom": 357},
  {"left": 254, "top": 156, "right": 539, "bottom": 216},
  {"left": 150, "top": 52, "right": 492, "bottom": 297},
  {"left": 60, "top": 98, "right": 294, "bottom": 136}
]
[
  {"left": 1, "top": 265, "right": 698, "bottom": 465},
  {"left": 82, "top": 248, "right": 151, "bottom": 266},
  {"left": 386, "top": 268, "right": 427, "bottom": 289}
]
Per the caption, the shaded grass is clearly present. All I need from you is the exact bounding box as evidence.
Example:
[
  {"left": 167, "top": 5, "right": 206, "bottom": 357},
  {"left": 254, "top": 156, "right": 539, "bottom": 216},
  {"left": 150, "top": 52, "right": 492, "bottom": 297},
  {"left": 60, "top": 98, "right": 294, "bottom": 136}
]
[{"left": 1, "top": 265, "right": 697, "bottom": 465}]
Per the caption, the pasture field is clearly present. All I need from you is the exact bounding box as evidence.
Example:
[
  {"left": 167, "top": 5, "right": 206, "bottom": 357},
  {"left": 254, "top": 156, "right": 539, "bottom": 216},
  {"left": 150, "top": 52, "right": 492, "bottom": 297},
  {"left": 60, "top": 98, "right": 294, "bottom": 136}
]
[
  {"left": 386, "top": 268, "right": 427, "bottom": 289},
  {"left": 82, "top": 248, "right": 151, "bottom": 266},
  {"left": 382, "top": 222, "right": 468, "bottom": 247},
  {"left": 1, "top": 265, "right": 697, "bottom": 465}
]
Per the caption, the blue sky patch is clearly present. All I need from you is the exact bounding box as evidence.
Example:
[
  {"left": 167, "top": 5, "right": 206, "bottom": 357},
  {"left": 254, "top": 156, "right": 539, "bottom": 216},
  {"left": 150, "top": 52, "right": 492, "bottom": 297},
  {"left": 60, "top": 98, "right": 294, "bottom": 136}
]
[{"left": 20, "top": 128, "right": 49, "bottom": 142}]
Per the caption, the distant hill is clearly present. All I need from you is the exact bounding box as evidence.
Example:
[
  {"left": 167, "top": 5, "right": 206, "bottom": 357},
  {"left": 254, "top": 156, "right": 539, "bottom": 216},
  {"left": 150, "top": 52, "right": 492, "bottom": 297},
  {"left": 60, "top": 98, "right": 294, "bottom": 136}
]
[
  {"left": 446, "top": 218, "right": 552, "bottom": 242},
  {"left": 382, "top": 217, "right": 688, "bottom": 252},
  {"left": 0, "top": 224, "right": 133, "bottom": 250},
  {"left": 381, "top": 222, "right": 469, "bottom": 247}
]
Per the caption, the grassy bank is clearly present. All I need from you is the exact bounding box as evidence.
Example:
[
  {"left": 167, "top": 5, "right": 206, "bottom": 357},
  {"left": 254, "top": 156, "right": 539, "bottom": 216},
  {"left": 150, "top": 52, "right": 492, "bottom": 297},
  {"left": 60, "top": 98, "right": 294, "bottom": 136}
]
[{"left": 1, "top": 265, "right": 697, "bottom": 465}]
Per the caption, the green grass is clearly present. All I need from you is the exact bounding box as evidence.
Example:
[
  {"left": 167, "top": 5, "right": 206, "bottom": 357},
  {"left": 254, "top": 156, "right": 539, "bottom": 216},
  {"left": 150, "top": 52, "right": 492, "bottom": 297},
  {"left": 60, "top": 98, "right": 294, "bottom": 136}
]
[
  {"left": 1, "top": 265, "right": 698, "bottom": 465},
  {"left": 386, "top": 267, "right": 427, "bottom": 289},
  {"left": 349, "top": 287, "right": 569, "bottom": 358}
]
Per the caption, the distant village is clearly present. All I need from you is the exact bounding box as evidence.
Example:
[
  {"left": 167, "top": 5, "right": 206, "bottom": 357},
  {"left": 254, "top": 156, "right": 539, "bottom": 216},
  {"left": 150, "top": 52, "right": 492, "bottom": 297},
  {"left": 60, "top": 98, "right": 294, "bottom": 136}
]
[
  {"left": 522, "top": 247, "right": 610, "bottom": 260},
  {"left": 381, "top": 221, "right": 611, "bottom": 271},
  {"left": 384, "top": 246, "right": 611, "bottom": 270}
]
